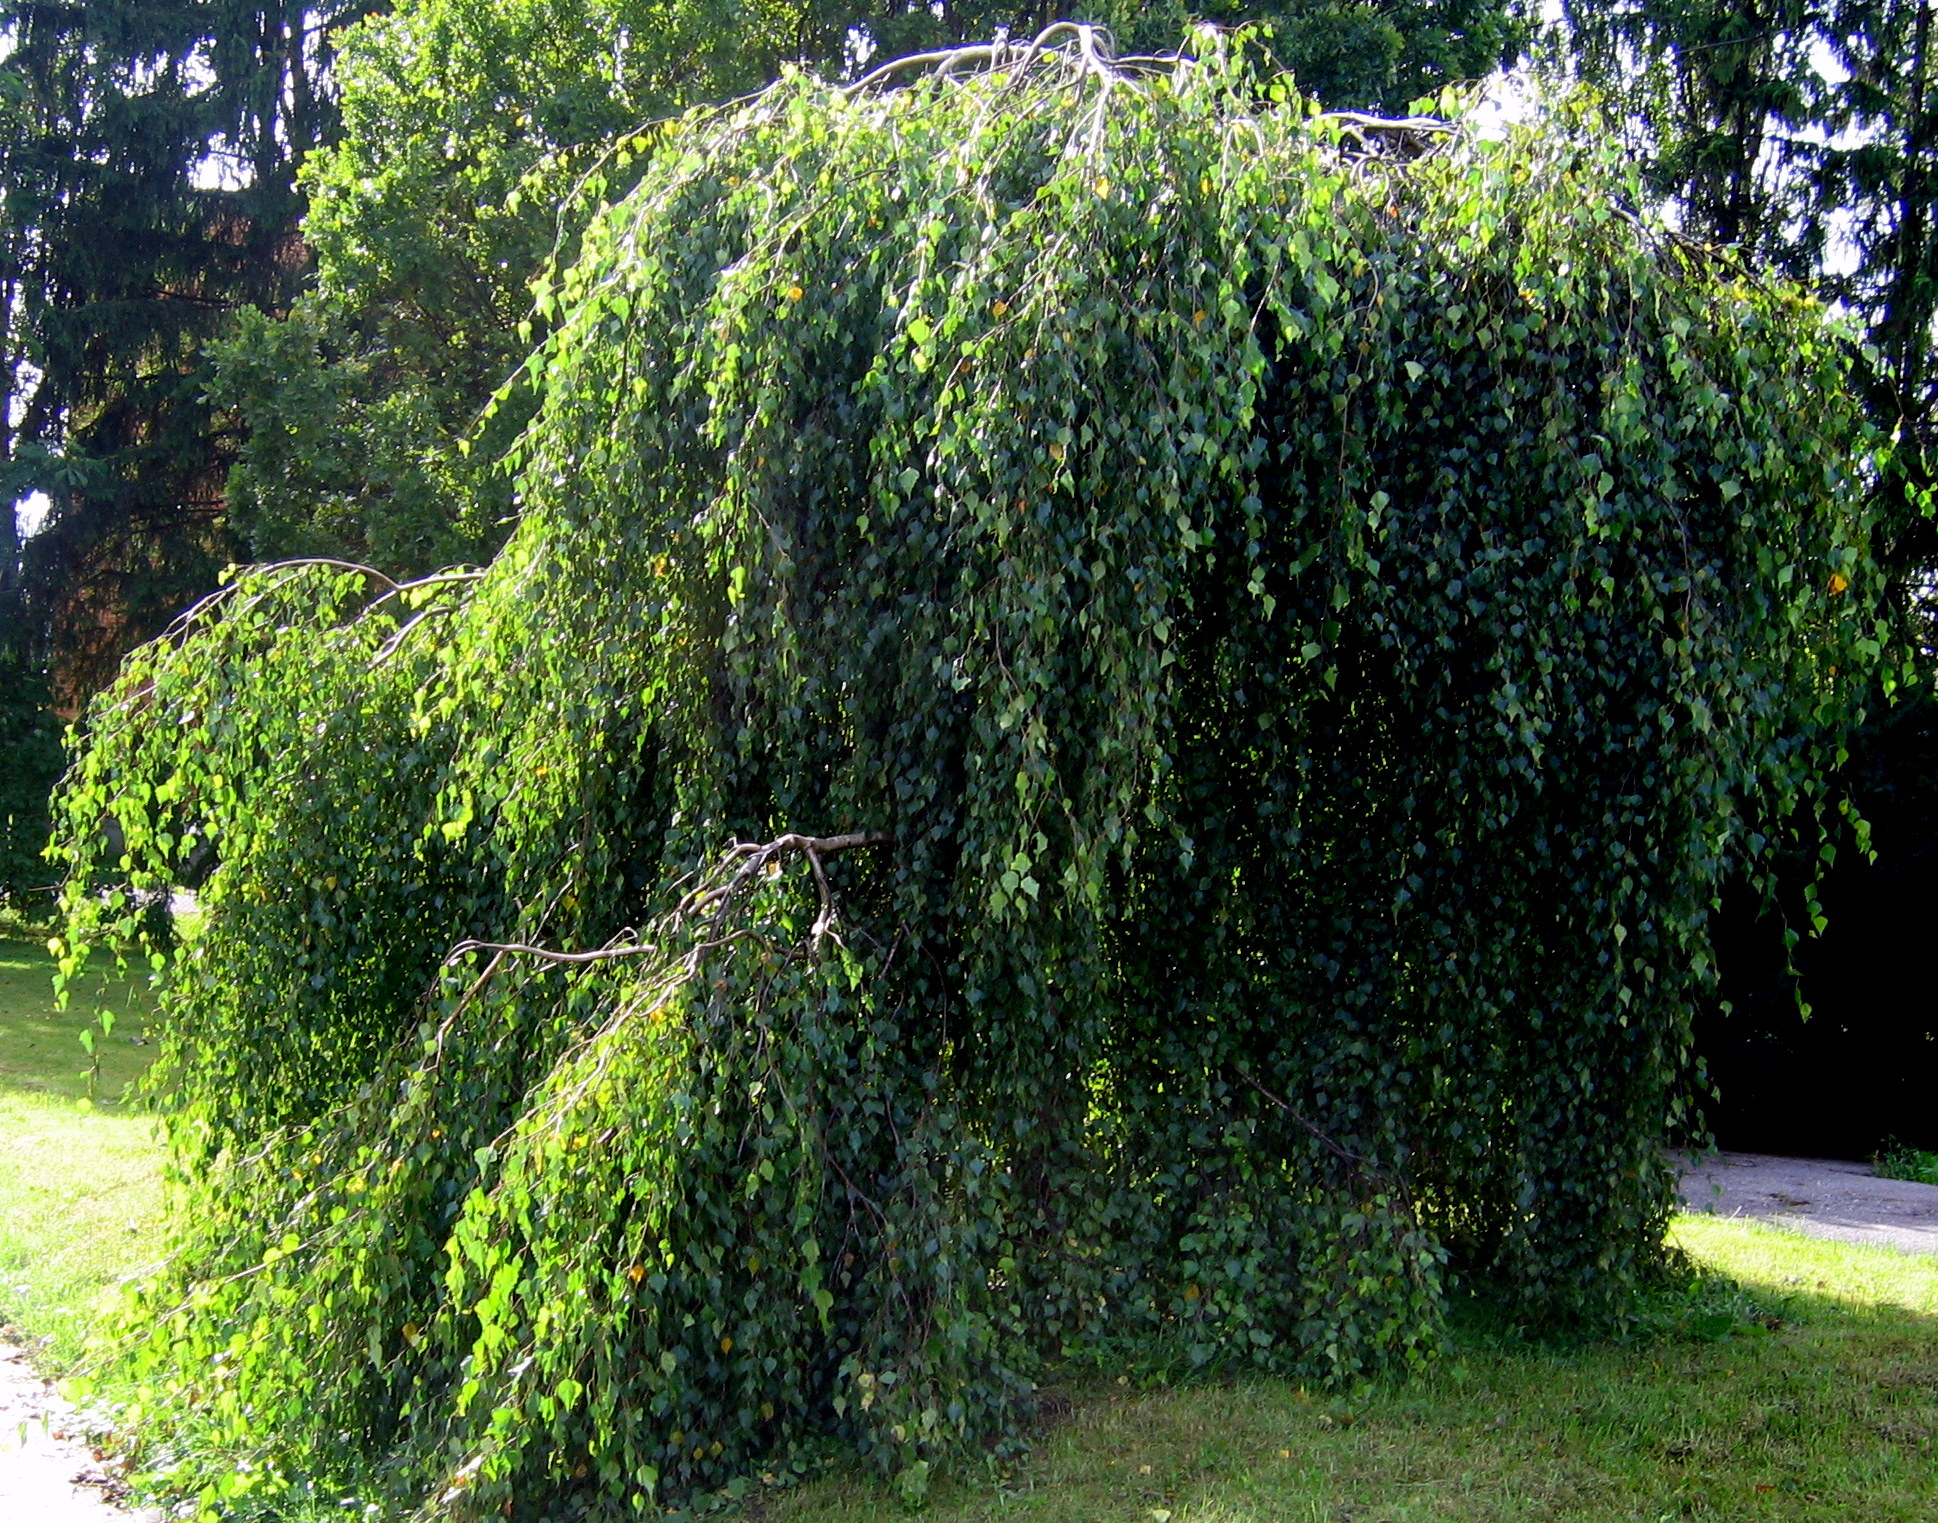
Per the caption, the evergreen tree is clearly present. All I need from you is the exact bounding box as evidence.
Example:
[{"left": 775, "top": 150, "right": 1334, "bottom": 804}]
[
  {"left": 1558, "top": 0, "right": 1938, "bottom": 596},
  {"left": 0, "top": 0, "right": 357, "bottom": 703}
]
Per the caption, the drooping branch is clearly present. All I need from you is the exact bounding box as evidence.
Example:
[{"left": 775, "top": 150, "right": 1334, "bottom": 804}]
[
  {"left": 846, "top": 22, "right": 1102, "bottom": 95},
  {"left": 847, "top": 23, "right": 1193, "bottom": 97},
  {"left": 683, "top": 830, "right": 894, "bottom": 947},
  {"left": 442, "top": 937, "right": 664, "bottom": 967},
  {"left": 444, "top": 829, "right": 893, "bottom": 969},
  {"left": 843, "top": 22, "right": 1456, "bottom": 166}
]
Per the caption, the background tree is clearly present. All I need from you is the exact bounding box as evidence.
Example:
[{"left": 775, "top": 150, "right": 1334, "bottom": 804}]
[
  {"left": 208, "top": 0, "right": 813, "bottom": 574},
  {"left": 0, "top": 0, "right": 360, "bottom": 698}
]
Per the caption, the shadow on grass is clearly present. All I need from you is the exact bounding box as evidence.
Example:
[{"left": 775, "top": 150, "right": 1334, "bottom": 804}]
[{"left": 759, "top": 1221, "right": 1937, "bottom": 1523}]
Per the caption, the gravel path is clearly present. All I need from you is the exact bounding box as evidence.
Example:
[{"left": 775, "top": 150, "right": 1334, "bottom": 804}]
[
  {"left": 1678, "top": 1150, "right": 1938, "bottom": 1256},
  {"left": 0, "top": 1344, "right": 157, "bottom": 1522}
]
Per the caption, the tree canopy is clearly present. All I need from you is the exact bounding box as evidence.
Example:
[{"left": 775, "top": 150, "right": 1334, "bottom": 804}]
[
  {"left": 56, "top": 28, "right": 1880, "bottom": 1521},
  {"left": 215, "top": 0, "right": 1533, "bottom": 576}
]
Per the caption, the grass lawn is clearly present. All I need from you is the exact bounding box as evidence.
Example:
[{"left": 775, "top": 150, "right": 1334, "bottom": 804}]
[
  {"left": 0, "top": 935, "right": 164, "bottom": 1366},
  {"left": 0, "top": 934, "right": 1932, "bottom": 1520}
]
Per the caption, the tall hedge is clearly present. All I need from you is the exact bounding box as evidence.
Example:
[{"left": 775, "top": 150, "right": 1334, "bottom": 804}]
[{"left": 55, "top": 30, "right": 1883, "bottom": 1520}]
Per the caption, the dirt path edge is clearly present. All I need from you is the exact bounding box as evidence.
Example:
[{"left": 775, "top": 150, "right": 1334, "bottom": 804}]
[
  {"left": 1677, "top": 1150, "right": 1938, "bottom": 1257},
  {"left": 0, "top": 1343, "right": 159, "bottom": 1521}
]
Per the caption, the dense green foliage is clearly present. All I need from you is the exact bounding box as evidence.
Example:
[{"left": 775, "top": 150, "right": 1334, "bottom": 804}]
[
  {"left": 0, "top": 4, "right": 1529, "bottom": 916},
  {"left": 56, "top": 32, "right": 1882, "bottom": 1520},
  {"left": 217, "top": 1, "right": 1531, "bottom": 575},
  {"left": 208, "top": 0, "right": 801, "bottom": 574},
  {"left": 1876, "top": 1139, "right": 1938, "bottom": 1183}
]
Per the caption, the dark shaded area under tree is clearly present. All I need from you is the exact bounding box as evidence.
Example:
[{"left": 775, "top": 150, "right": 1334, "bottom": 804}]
[{"left": 1702, "top": 696, "right": 1938, "bottom": 1158}]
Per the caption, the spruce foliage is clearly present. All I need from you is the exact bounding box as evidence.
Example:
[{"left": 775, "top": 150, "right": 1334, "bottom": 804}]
[{"left": 56, "top": 32, "right": 1882, "bottom": 1519}]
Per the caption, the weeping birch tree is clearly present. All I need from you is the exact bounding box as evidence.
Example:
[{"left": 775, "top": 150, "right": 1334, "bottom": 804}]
[{"left": 55, "top": 29, "right": 1883, "bottom": 1520}]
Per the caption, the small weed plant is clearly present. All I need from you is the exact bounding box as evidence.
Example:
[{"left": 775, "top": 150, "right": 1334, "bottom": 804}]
[{"left": 1876, "top": 1138, "right": 1938, "bottom": 1186}]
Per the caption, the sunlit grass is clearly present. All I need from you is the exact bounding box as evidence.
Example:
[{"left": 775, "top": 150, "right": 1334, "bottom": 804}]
[{"left": 0, "top": 937, "right": 164, "bottom": 1366}]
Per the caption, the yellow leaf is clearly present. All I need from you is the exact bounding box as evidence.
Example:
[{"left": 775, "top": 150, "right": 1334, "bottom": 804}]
[
  {"left": 1048, "top": 440, "right": 1066, "bottom": 462},
  {"left": 785, "top": 285, "right": 804, "bottom": 301},
  {"left": 1192, "top": 309, "right": 1207, "bottom": 327},
  {"left": 626, "top": 1264, "right": 645, "bottom": 1284},
  {"left": 991, "top": 300, "right": 1010, "bottom": 318},
  {"left": 720, "top": 1334, "right": 734, "bottom": 1353},
  {"left": 1095, "top": 177, "right": 1110, "bottom": 197},
  {"left": 1828, "top": 571, "right": 1850, "bottom": 595}
]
